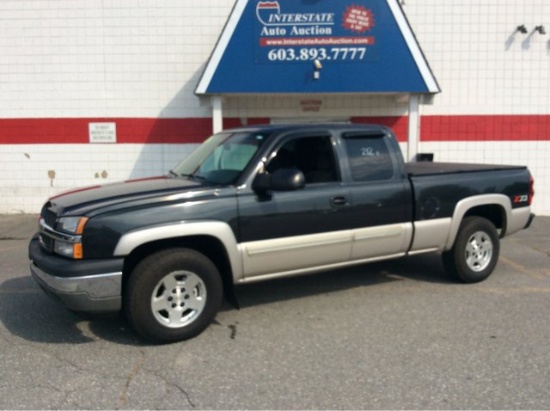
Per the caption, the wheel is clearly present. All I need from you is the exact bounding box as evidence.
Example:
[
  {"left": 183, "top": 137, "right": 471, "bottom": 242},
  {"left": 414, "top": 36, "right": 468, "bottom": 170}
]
[
  {"left": 442, "top": 216, "right": 500, "bottom": 283},
  {"left": 124, "top": 248, "right": 223, "bottom": 343}
]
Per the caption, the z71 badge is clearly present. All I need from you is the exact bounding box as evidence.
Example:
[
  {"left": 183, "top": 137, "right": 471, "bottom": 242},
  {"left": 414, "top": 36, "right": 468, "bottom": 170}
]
[{"left": 514, "top": 195, "right": 529, "bottom": 203}]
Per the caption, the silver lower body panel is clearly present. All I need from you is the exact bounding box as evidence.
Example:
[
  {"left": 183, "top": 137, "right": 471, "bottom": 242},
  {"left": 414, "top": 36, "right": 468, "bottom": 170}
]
[{"left": 31, "top": 263, "right": 122, "bottom": 312}]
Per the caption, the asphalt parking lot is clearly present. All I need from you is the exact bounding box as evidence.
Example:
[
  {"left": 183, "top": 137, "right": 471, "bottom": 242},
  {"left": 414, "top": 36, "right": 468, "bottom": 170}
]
[{"left": 0, "top": 214, "right": 549, "bottom": 410}]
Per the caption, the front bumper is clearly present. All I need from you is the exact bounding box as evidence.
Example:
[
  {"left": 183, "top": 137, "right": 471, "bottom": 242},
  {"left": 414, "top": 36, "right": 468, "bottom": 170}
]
[{"left": 29, "top": 236, "right": 124, "bottom": 313}]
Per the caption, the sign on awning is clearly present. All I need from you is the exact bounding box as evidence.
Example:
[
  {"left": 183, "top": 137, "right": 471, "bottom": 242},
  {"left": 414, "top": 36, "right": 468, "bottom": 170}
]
[{"left": 196, "top": 0, "right": 440, "bottom": 94}]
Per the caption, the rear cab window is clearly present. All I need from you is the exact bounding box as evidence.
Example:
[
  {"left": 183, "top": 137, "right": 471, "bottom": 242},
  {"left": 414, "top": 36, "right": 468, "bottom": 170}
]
[{"left": 342, "top": 132, "right": 397, "bottom": 182}]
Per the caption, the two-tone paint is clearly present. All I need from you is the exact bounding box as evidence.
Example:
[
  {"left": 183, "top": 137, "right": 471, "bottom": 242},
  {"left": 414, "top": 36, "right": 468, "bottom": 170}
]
[{"left": 29, "top": 124, "right": 534, "bottom": 313}]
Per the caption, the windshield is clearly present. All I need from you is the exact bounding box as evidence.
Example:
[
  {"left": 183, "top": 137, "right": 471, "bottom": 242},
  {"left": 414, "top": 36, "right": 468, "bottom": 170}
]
[{"left": 172, "top": 132, "right": 269, "bottom": 184}]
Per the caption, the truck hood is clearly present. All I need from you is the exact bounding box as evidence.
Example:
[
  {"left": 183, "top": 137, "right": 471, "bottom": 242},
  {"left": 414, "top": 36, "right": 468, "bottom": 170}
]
[{"left": 44, "top": 176, "right": 215, "bottom": 217}]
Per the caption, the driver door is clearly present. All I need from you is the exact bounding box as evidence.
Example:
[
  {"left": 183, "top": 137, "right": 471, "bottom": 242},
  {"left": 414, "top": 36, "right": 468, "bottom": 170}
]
[{"left": 237, "top": 133, "right": 353, "bottom": 279}]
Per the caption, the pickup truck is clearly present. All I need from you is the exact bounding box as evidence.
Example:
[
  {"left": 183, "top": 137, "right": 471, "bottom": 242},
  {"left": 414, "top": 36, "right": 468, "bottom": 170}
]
[{"left": 29, "top": 124, "right": 535, "bottom": 343}]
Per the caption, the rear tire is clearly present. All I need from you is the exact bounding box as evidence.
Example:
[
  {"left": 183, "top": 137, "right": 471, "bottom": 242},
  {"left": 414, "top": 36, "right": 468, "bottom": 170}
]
[
  {"left": 442, "top": 217, "right": 500, "bottom": 283},
  {"left": 124, "top": 248, "right": 223, "bottom": 344}
]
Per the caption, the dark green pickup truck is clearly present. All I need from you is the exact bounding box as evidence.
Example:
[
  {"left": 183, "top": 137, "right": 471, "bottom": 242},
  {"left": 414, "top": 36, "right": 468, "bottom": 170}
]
[{"left": 30, "top": 124, "right": 535, "bottom": 343}]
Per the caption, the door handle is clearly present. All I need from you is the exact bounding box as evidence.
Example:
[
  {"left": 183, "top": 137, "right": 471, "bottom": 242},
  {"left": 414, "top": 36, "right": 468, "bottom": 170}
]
[{"left": 330, "top": 196, "right": 349, "bottom": 206}]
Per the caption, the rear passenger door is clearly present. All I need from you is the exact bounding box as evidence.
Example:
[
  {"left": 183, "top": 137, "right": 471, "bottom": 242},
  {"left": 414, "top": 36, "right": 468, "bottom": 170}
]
[{"left": 339, "top": 131, "right": 413, "bottom": 260}]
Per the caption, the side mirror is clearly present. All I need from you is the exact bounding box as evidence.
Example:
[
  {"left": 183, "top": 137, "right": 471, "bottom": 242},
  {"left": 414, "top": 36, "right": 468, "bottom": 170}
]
[{"left": 253, "top": 168, "right": 306, "bottom": 192}]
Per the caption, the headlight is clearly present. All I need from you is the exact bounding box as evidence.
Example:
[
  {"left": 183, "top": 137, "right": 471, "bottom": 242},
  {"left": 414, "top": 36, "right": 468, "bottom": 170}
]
[
  {"left": 57, "top": 217, "right": 88, "bottom": 234},
  {"left": 53, "top": 217, "right": 87, "bottom": 259}
]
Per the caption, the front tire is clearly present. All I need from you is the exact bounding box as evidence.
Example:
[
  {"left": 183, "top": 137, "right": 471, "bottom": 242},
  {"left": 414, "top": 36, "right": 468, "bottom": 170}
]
[
  {"left": 124, "top": 248, "right": 223, "bottom": 344},
  {"left": 442, "top": 217, "right": 500, "bottom": 283}
]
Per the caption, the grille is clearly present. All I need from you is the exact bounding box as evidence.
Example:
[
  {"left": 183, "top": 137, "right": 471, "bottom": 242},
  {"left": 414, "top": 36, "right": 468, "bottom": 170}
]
[
  {"left": 39, "top": 233, "right": 54, "bottom": 253},
  {"left": 41, "top": 201, "right": 57, "bottom": 228}
]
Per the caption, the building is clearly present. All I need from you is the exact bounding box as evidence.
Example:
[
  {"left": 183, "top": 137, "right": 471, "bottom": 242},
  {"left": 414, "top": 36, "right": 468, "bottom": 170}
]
[{"left": 0, "top": 0, "right": 548, "bottom": 215}]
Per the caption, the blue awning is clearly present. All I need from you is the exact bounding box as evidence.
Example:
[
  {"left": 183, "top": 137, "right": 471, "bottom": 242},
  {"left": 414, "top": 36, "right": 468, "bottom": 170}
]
[{"left": 196, "top": 0, "right": 440, "bottom": 95}]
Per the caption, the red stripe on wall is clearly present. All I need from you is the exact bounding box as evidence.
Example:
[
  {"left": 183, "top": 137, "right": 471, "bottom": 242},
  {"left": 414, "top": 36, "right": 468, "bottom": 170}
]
[
  {"left": 1, "top": 115, "right": 549, "bottom": 144},
  {"left": 0, "top": 118, "right": 212, "bottom": 144},
  {"left": 0, "top": 117, "right": 271, "bottom": 144},
  {"left": 351, "top": 116, "right": 409, "bottom": 142},
  {"left": 223, "top": 117, "right": 271, "bottom": 130},
  {"left": 421, "top": 115, "right": 550, "bottom": 141}
]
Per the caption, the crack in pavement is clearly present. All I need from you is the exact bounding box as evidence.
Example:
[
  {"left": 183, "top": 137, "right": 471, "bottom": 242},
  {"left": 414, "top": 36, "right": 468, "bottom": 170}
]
[
  {"left": 117, "top": 349, "right": 146, "bottom": 410},
  {"left": 142, "top": 366, "right": 197, "bottom": 409},
  {"left": 39, "top": 382, "right": 81, "bottom": 410}
]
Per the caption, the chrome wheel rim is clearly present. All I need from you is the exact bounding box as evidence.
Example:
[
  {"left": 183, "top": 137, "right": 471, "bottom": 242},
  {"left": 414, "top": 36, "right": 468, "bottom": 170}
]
[
  {"left": 151, "top": 271, "right": 207, "bottom": 328},
  {"left": 465, "top": 231, "right": 493, "bottom": 272}
]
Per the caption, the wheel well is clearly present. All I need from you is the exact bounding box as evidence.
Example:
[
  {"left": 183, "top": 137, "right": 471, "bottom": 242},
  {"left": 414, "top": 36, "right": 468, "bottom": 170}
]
[
  {"left": 463, "top": 204, "right": 506, "bottom": 233},
  {"left": 122, "top": 235, "right": 234, "bottom": 300}
]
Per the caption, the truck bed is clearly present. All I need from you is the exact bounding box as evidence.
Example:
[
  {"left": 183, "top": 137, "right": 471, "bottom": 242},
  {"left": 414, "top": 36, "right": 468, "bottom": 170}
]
[{"left": 405, "top": 162, "right": 527, "bottom": 177}]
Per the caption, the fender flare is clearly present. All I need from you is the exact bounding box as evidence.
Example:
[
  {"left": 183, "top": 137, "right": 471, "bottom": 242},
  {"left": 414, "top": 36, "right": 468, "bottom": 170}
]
[
  {"left": 444, "top": 194, "right": 511, "bottom": 251},
  {"left": 113, "top": 221, "right": 244, "bottom": 282}
]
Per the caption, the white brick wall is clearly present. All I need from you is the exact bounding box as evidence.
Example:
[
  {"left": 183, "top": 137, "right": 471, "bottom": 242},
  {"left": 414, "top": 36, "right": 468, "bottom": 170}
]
[
  {"left": 0, "top": 143, "right": 198, "bottom": 213},
  {"left": 404, "top": 0, "right": 550, "bottom": 116},
  {"left": 0, "top": 0, "right": 548, "bottom": 215},
  {"left": 223, "top": 95, "right": 409, "bottom": 119},
  {"left": 0, "top": 0, "right": 232, "bottom": 118},
  {"left": 403, "top": 0, "right": 549, "bottom": 214}
]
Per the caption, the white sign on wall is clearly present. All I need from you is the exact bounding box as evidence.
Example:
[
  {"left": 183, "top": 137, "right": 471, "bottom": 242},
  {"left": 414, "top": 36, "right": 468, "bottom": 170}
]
[{"left": 89, "top": 122, "right": 117, "bottom": 143}]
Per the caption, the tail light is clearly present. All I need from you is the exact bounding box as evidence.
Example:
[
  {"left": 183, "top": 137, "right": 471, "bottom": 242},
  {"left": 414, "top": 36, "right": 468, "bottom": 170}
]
[{"left": 529, "top": 174, "right": 535, "bottom": 206}]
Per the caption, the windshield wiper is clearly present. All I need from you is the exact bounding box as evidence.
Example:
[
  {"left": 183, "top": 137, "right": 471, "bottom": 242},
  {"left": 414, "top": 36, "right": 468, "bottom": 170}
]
[{"left": 178, "top": 173, "right": 211, "bottom": 183}]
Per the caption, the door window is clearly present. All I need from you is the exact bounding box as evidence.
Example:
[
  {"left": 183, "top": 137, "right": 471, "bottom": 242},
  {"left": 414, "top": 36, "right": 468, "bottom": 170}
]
[{"left": 266, "top": 136, "right": 339, "bottom": 184}]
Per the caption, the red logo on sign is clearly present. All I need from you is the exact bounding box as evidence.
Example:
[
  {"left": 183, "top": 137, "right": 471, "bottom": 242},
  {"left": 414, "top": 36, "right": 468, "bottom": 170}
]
[{"left": 342, "top": 5, "right": 375, "bottom": 33}]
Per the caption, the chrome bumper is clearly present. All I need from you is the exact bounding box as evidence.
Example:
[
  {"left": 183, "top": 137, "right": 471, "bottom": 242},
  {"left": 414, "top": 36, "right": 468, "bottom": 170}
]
[{"left": 31, "top": 262, "right": 122, "bottom": 312}]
